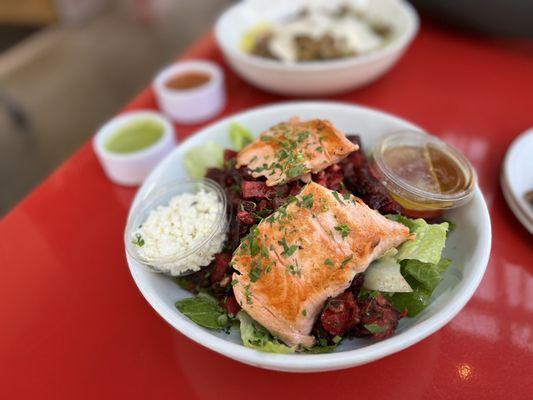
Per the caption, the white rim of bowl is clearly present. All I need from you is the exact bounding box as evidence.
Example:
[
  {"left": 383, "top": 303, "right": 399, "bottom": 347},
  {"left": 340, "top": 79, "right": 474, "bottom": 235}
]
[
  {"left": 93, "top": 110, "right": 175, "bottom": 162},
  {"left": 502, "top": 128, "right": 533, "bottom": 223},
  {"left": 128, "top": 101, "right": 492, "bottom": 371},
  {"left": 214, "top": 0, "right": 420, "bottom": 72},
  {"left": 153, "top": 60, "right": 224, "bottom": 98}
]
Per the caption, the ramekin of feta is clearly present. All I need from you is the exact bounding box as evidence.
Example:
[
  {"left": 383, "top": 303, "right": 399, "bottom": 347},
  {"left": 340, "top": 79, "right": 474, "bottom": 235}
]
[{"left": 125, "top": 178, "right": 228, "bottom": 276}]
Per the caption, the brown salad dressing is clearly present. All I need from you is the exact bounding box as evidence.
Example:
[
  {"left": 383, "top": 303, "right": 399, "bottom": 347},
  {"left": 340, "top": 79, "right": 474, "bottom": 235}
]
[
  {"left": 382, "top": 144, "right": 468, "bottom": 195},
  {"left": 165, "top": 71, "right": 211, "bottom": 90}
]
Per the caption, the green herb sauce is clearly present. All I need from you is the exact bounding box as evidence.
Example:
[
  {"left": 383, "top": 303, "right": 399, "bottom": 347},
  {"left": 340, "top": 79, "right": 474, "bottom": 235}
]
[{"left": 105, "top": 118, "right": 164, "bottom": 153}]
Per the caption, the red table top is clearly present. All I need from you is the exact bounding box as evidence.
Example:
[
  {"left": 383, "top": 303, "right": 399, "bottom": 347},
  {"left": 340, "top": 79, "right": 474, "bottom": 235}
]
[{"left": 2, "top": 23, "right": 533, "bottom": 399}]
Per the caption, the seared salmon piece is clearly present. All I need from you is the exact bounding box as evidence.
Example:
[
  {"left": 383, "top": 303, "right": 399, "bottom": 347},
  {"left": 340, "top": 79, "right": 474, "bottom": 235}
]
[
  {"left": 236, "top": 118, "right": 358, "bottom": 186},
  {"left": 232, "top": 182, "right": 410, "bottom": 348}
]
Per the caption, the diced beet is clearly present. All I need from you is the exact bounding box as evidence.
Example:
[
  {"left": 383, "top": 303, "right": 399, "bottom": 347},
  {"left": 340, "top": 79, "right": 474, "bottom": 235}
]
[
  {"left": 223, "top": 149, "right": 238, "bottom": 162},
  {"left": 348, "top": 273, "right": 365, "bottom": 296},
  {"left": 223, "top": 295, "right": 241, "bottom": 316},
  {"left": 274, "top": 184, "right": 290, "bottom": 198},
  {"left": 240, "top": 200, "right": 257, "bottom": 212},
  {"left": 238, "top": 167, "right": 256, "bottom": 180},
  {"left": 210, "top": 253, "right": 232, "bottom": 284},
  {"left": 340, "top": 135, "right": 401, "bottom": 214},
  {"left": 355, "top": 294, "right": 404, "bottom": 339},
  {"left": 241, "top": 180, "right": 275, "bottom": 199},
  {"left": 237, "top": 210, "right": 257, "bottom": 225},
  {"left": 289, "top": 182, "right": 303, "bottom": 195},
  {"left": 312, "top": 166, "right": 344, "bottom": 192},
  {"left": 320, "top": 292, "right": 360, "bottom": 336}
]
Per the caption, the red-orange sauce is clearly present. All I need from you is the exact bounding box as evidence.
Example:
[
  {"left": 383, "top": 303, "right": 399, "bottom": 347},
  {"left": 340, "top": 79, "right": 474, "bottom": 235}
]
[{"left": 165, "top": 71, "right": 211, "bottom": 90}]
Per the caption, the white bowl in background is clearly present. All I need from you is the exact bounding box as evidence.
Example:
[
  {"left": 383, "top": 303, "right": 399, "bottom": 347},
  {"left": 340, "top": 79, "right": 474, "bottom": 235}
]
[
  {"left": 93, "top": 110, "right": 176, "bottom": 186},
  {"left": 126, "top": 102, "right": 491, "bottom": 372},
  {"left": 215, "top": 0, "right": 419, "bottom": 96}
]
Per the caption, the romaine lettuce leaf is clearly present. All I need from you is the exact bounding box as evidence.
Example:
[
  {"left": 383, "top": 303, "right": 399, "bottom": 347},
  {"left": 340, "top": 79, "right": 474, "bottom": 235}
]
[
  {"left": 229, "top": 122, "right": 254, "bottom": 150},
  {"left": 389, "top": 215, "right": 448, "bottom": 265},
  {"left": 389, "top": 275, "right": 431, "bottom": 317},
  {"left": 403, "top": 257, "right": 451, "bottom": 292},
  {"left": 381, "top": 215, "right": 452, "bottom": 317},
  {"left": 183, "top": 141, "right": 224, "bottom": 178},
  {"left": 305, "top": 344, "right": 338, "bottom": 353},
  {"left": 237, "top": 311, "right": 295, "bottom": 354},
  {"left": 390, "top": 258, "right": 451, "bottom": 317},
  {"left": 175, "top": 292, "right": 229, "bottom": 329}
]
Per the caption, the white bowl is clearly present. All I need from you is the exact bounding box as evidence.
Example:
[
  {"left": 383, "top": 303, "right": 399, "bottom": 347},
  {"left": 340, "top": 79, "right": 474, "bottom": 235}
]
[
  {"left": 215, "top": 0, "right": 419, "bottom": 96},
  {"left": 126, "top": 102, "right": 491, "bottom": 372},
  {"left": 153, "top": 60, "right": 226, "bottom": 124},
  {"left": 93, "top": 110, "right": 176, "bottom": 186}
]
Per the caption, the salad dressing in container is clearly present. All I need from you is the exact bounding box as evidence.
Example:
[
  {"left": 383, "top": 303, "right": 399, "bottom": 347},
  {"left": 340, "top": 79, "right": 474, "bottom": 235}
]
[{"left": 373, "top": 131, "right": 476, "bottom": 213}]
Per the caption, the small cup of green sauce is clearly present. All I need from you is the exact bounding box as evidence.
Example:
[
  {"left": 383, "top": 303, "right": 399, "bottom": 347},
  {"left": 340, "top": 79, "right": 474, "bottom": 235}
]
[{"left": 93, "top": 110, "right": 176, "bottom": 186}]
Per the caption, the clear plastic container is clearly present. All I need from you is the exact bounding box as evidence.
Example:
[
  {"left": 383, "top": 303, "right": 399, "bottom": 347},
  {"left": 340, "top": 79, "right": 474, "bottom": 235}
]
[
  {"left": 124, "top": 178, "right": 228, "bottom": 276},
  {"left": 372, "top": 130, "right": 476, "bottom": 211}
]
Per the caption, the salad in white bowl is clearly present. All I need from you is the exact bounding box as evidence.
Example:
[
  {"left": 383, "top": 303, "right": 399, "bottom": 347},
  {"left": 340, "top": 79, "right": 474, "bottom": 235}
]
[
  {"left": 126, "top": 102, "right": 491, "bottom": 372},
  {"left": 215, "top": 0, "right": 419, "bottom": 96}
]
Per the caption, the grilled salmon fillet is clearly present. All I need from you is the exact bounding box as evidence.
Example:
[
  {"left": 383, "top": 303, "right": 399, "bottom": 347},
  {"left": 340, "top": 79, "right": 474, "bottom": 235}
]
[
  {"left": 232, "top": 182, "right": 410, "bottom": 348},
  {"left": 236, "top": 118, "right": 358, "bottom": 186}
]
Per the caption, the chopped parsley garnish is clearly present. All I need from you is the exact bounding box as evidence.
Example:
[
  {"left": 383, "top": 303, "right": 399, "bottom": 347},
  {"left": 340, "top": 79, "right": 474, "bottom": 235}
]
[
  {"left": 364, "top": 323, "right": 388, "bottom": 334},
  {"left": 302, "top": 309, "right": 307, "bottom": 316},
  {"left": 278, "top": 237, "right": 299, "bottom": 257},
  {"left": 343, "top": 193, "right": 351, "bottom": 200},
  {"left": 334, "top": 223, "right": 351, "bottom": 238},
  {"left": 286, "top": 164, "right": 307, "bottom": 179},
  {"left": 246, "top": 227, "right": 261, "bottom": 256},
  {"left": 322, "top": 203, "right": 329, "bottom": 212},
  {"left": 300, "top": 194, "right": 314, "bottom": 209},
  {"left": 324, "top": 258, "right": 334, "bottom": 266},
  {"left": 287, "top": 263, "right": 301, "bottom": 276},
  {"left": 244, "top": 284, "right": 252, "bottom": 305},
  {"left": 231, "top": 279, "right": 239, "bottom": 287},
  {"left": 332, "top": 191, "right": 345, "bottom": 205},
  {"left": 248, "top": 125, "right": 314, "bottom": 181},
  {"left": 264, "top": 261, "right": 274, "bottom": 273},
  {"left": 332, "top": 335, "right": 342, "bottom": 344},
  {"left": 132, "top": 233, "right": 145, "bottom": 247},
  {"left": 340, "top": 255, "right": 353, "bottom": 268},
  {"left": 249, "top": 261, "right": 262, "bottom": 283}
]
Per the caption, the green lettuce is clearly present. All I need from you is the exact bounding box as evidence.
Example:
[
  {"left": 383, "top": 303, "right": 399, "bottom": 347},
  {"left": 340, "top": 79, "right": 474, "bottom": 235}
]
[
  {"left": 229, "top": 122, "right": 254, "bottom": 150},
  {"left": 389, "top": 215, "right": 449, "bottom": 265},
  {"left": 385, "top": 215, "right": 452, "bottom": 317},
  {"left": 390, "top": 258, "right": 451, "bottom": 317},
  {"left": 237, "top": 311, "right": 295, "bottom": 354},
  {"left": 183, "top": 141, "right": 224, "bottom": 178},
  {"left": 175, "top": 292, "right": 230, "bottom": 330}
]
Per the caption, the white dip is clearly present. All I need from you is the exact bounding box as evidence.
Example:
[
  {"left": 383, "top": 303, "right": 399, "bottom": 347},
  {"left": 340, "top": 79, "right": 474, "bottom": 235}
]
[{"left": 132, "top": 190, "right": 226, "bottom": 276}]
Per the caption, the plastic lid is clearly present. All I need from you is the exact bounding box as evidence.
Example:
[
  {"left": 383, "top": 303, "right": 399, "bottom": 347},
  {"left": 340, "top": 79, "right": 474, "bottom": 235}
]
[{"left": 373, "top": 130, "right": 476, "bottom": 210}]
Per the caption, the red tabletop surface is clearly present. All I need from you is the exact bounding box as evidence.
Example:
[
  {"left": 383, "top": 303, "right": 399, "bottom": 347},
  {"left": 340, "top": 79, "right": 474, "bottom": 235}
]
[{"left": 1, "top": 23, "right": 533, "bottom": 399}]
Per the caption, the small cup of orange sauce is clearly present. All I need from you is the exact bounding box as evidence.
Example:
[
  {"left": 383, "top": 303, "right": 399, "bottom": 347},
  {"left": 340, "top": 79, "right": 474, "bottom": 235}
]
[
  {"left": 153, "top": 60, "right": 225, "bottom": 124},
  {"left": 372, "top": 130, "right": 476, "bottom": 216}
]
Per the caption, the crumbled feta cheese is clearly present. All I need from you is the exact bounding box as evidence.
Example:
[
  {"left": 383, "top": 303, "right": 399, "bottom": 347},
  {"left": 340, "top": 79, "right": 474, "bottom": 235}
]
[{"left": 132, "top": 190, "right": 226, "bottom": 276}]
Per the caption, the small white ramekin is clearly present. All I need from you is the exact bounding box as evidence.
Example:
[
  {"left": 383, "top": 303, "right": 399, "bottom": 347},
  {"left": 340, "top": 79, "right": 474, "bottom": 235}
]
[
  {"left": 153, "top": 60, "right": 226, "bottom": 124},
  {"left": 92, "top": 110, "right": 176, "bottom": 186}
]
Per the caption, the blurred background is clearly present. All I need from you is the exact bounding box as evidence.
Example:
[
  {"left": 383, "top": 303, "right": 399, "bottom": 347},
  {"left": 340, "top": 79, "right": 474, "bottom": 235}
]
[
  {"left": 0, "top": 0, "right": 232, "bottom": 215},
  {"left": 0, "top": 0, "right": 531, "bottom": 215}
]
